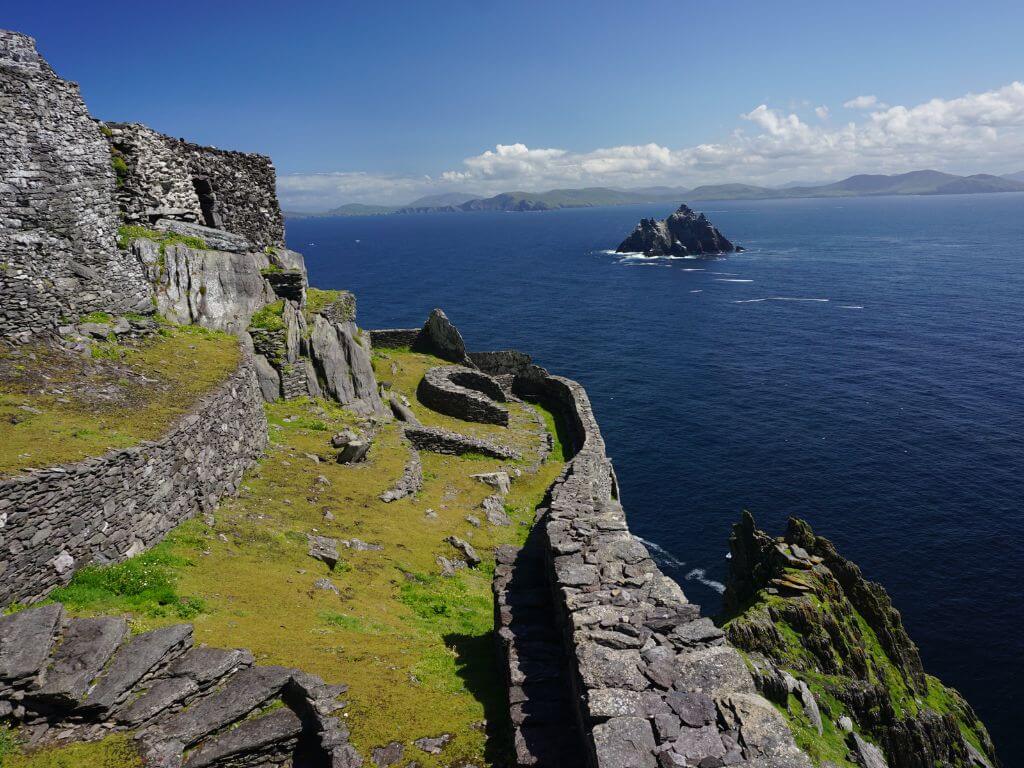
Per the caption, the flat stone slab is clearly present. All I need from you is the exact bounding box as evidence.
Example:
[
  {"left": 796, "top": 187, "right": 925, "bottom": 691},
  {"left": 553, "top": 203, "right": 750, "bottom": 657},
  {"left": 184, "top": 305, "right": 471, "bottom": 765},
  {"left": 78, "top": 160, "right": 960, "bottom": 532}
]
[
  {"left": 84, "top": 624, "right": 193, "bottom": 713},
  {"left": 157, "top": 665, "right": 294, "bottom": 747},
  {"left": 182, "top": 707, "right": 304, "bottom": 768},
  {"left": 0, "top": 604, "right": 63, "bottom": 687},
  {"left": 33, "top": 616, "right": 128, "bottom": 705}
]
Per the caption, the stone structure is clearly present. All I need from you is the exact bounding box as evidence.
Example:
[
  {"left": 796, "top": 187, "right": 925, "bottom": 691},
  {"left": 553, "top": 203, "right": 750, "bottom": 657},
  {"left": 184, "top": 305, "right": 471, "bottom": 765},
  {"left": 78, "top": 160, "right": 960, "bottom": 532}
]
[
  {"left": 417, "top": 365, "right": 509, "bottom": 425},
  {"left": 368, "top": 328, "right": 420, "bottom": 349},
  {"left": 474, "top": 352, "right": 809, "bottom": 767},
  {"left": 105, "top": 122, "right": 285, "bottom": 249},
  {"left": 379, "top": 444, "right": 423, "bottom": 503},
  {"left": 0, "top": 31, "right": 150, "bottom": 340},
  {"left": 617, "top": 204, "right": 742, "bottom": 257},
  {"left": 0, "top": 354, "right": 267, "bottom": 605},
  {"left": 0, "top": 604, "right": 363, "bottom": 768},
  {"left": 403, "top": 425, "right": 521, "bottom": 460}
]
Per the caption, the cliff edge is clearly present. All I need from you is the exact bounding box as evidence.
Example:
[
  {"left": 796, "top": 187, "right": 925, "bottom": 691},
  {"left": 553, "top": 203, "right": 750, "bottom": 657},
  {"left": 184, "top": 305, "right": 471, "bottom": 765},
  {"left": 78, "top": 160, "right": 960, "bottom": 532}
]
[{"left": 722, "top": 513, "right": 999, "bottom": 768}]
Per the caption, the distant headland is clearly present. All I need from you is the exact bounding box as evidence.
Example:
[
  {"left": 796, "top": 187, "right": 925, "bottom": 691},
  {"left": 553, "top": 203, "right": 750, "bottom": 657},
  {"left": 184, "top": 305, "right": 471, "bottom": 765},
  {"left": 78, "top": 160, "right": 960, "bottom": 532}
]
[{"left": 284, "top": 169, "right": 1024, "bottom": 218}]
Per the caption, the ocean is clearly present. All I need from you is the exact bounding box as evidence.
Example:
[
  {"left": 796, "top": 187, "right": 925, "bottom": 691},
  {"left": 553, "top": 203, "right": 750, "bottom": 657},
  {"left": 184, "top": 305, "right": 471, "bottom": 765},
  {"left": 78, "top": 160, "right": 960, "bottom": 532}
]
[{"left": 286, "top": 192, "right": 1024, "bottom": 756}]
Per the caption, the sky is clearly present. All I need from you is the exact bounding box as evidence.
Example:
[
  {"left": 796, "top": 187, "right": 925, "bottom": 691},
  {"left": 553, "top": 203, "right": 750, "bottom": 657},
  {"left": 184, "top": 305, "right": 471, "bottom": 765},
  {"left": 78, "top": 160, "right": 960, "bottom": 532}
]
[{"left": 6, "top": 0, "right": 1024, "bottom": 209}]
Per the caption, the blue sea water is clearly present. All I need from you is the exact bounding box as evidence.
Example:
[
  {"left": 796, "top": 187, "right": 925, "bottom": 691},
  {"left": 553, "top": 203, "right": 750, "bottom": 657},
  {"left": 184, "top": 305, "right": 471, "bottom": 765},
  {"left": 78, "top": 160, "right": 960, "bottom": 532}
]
[{"left": 286, "top": 193, "right": 1024, "bottom": 757}]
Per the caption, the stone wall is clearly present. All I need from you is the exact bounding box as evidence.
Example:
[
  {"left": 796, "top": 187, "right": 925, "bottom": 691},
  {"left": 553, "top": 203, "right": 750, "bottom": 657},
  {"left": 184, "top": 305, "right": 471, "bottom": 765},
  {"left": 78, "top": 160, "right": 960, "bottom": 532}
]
[
  {"left": 490, "top": 354, "right": 811, "bottom": 768},
  {"left": 369, "top": 328, "right": 420, "bottom": 349},
  {"left": 0, "top": 354, "right": 268, "bottom": 606},
  {"left": 0, "top": 31, "right": 150, "bottom": 341},
  {"left": 105, "top": 122, "right": 285, "bottom": 248},
  {"left": 416, "top": 365, "right": 509, "bottom": 425}
]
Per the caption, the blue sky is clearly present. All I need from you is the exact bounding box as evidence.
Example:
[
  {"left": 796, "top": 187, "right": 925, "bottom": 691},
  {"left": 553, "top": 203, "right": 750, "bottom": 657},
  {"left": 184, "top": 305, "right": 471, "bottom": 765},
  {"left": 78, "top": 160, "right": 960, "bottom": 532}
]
[{"left": 6, "top": 1, "right": 1024, "bottom": 208}]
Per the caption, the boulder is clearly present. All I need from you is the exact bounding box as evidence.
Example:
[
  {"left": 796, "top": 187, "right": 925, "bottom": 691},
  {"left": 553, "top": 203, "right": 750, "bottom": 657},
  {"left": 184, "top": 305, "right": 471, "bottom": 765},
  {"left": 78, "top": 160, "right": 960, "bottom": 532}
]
[
  {"left": 444, "top": 536, "right": 481, "bottom": 568},
  {"left": 308, "top": 314, "right": 385, "bottom": 414},
  {"left": 411, "top": 308, "right": 474, "bottom": 365},
  {"left": 253, "top": 354, "right": 282, "bottom": 402},
  {"left": 308, "top": 535, "right": 340, "bottom": 570},
  {"left": 616, "top": 204, "right": 741, "bottom": 257}
]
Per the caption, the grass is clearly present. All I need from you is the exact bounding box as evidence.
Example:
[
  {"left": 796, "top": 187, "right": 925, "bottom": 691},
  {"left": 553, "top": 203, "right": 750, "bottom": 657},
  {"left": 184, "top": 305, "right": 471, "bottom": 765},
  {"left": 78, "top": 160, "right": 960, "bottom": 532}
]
[
  {"left": 116, "top": 225, "right": 207, "bottom": 253},
  {"left": 55, "top": 349, "right": 565, "bottom": 766},
  {"left": 305, "top": 288, "right": 353, "bottom": 322},
  {"left": 249, "top": 300, "right": 286, "bottom": 332},
  {"left": 78, "top": 311, "right": 114, "bottom": 325},
  {"left": 0, "top": 324, "right": 240, "bottom": 476},
  {"left": 1, "top": 732, "right": 142, "bottom": 768},
  {"left": 724, "top": 573, "right": 995, "bottom": 767},
  {"left": 45, "top": 542, "right": 204, "bottom": 621}
]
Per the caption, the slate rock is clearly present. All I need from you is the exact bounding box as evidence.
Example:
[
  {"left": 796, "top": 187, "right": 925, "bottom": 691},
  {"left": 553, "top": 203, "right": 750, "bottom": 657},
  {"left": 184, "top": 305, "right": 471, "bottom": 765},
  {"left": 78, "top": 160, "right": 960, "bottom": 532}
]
[
  {"left": 445, "top": 536, "right": 481, "bottom": 568},
  {"left": 471, "top": 471, "right": 511, "bottom": 495},
  {"left": 617, "top": 204, "right": 741, "bottom": 257},
  {"left": 414, "top": 733, "right": 452, "bottom": 755},
  {"left": 665, "top": 691, "right": 716, "bottom": 727},
  {"left": 182, "top": 707, "right": 304, "bottom": 768},
  {"left": 411, "top": 308, "right": 473, "bottom": 365},
  {"left": 33, "top": 616, "right": 128, "bottom": 705},
  {"left": 157, "top": 665, "right": 294, "bottom": 747},
  {"left": 308, "top": 535, "right": 341, "bottom": 570},
  {"left": 372, "top": 740, "right": 405, "bottom": 767},
  {"left": 0, "top": 604, "right": 63, "bottom": 687},
  {"left": 591, "top": 716, "right": 657, "bottom": 768},
  {"left": 84, "top": 624, "right": 193, "bottom": 712}
]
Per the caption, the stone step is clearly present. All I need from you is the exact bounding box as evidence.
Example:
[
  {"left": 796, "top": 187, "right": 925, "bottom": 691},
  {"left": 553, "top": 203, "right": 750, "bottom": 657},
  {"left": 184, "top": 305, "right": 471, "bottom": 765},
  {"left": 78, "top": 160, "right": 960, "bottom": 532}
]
[
  {"left": 182, "top": 707, "right": 305, "bottom": 768},
  {"left": 83, "top": 624, "right": 193, "bottom": 714},
  {"left": 0, "top": 604, "right": 64, "bottom": 691},
  {"left": 514, "top": 722, "right": 586, "bottom": 768},
  {"left": 31, "top": 616, "right": 128, "bottom": 707},
  {"left": 155, "top": 665, "right": 295, "bottom": 747},
  {"left": 117, "top": 646, "right": 253, "bottom": 727}
]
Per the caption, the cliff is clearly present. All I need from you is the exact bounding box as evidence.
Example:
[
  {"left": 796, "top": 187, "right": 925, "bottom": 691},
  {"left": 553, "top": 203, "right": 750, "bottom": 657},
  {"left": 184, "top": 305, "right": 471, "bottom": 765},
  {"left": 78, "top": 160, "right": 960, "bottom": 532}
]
[
  {"left": 617, "top": 204, "right": 742, "bottom": 257},
  {"left": 722, "top": 513, "right": 999, "bottom": 768}
]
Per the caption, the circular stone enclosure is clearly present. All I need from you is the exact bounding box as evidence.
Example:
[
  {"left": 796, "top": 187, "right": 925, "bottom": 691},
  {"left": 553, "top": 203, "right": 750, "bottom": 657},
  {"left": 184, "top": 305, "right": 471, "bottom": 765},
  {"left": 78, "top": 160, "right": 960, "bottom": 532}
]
[{"left": 417, "top": 365, "right": 509, "bottom": 425}]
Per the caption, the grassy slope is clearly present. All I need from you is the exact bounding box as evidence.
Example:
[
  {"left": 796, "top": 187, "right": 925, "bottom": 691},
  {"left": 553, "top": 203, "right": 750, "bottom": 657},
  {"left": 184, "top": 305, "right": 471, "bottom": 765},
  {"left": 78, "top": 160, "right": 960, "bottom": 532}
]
[
  {"left": 48, "top": 349, "right": 566, "bottom": 767},
  {"left": 724, "top": 579, "right": 992, "bottom": 767},
  {"left": 0, "top": 732, "right": 141, "bottom": 768},
  {"left": 0, "top": 325, "right": 240, "bottom": 477}
]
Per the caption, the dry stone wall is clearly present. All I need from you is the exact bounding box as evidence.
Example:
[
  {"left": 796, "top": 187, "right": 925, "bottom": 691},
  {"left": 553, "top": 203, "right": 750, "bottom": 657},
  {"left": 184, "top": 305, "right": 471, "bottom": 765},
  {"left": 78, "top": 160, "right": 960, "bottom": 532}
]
[
  {"left": 105, "top": 122, "right": 285, "bottom": 248},
  {"left": 0, "top": 31, "right": 150, "bottom": 340},
  {"left": 483, "top": 352, "right": 811, "bottom": 768},
  {"left": 0, "top": 353, "right": 268, "bottom": 606}
]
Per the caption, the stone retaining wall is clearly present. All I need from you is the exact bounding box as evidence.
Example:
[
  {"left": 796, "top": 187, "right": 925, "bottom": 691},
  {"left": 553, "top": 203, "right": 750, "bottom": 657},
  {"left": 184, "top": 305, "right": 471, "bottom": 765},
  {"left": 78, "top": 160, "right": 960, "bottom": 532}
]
[
  {"left": 0, "top": 354, "right": 268, "bottom": 606},
  {"left": 369, "top": 328, "right": 420, "bottom": 349},
  {"left": 493, "top": 354, "right": 810, "bottom": 767}
]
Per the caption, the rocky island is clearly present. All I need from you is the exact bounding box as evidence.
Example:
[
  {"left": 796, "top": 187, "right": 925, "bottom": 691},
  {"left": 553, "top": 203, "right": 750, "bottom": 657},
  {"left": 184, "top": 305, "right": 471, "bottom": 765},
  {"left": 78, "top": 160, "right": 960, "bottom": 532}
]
[
  {"left": 617, "top": 203, "right": 743, "bottom": 257},
  {"left": 0, "top": 28, "right": 1000, "bottom": 768}
]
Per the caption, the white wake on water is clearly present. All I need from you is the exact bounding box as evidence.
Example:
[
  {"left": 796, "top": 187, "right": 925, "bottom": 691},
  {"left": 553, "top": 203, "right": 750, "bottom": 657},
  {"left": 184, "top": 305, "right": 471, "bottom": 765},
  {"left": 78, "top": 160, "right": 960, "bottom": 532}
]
[{"left": 635, "top": 536, "right": 725, "bottom": 594}]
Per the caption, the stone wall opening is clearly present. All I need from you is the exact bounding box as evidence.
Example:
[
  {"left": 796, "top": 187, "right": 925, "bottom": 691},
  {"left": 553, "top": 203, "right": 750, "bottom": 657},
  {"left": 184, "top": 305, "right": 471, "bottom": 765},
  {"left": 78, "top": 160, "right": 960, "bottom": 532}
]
[{"left": 192, "top": 176, "right": 222, "bottom": 228}]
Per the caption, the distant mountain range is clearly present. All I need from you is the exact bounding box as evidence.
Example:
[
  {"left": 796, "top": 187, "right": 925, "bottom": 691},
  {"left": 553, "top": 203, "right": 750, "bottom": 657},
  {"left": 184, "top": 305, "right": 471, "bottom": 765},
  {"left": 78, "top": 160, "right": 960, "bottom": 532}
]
[{"left": 283, "top": 169, "right": 1024, "bottom": 218}]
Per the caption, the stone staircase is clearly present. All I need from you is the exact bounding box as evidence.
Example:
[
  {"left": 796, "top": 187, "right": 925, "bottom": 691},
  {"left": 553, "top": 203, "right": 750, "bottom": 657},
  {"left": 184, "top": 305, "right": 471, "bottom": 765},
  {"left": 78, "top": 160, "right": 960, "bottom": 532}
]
[
  {"left": 0, "top": 604, "right": 361, "bottom": 767},
  {"left": 494, "top": 527, "right": 587, "bottom": 768}
]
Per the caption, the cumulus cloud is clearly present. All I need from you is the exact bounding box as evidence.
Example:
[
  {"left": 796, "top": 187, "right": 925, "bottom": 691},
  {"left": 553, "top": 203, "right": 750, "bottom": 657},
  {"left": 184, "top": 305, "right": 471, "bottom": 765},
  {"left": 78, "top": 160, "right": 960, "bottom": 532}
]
[
  {"left": 844, "top": 94, "right": 885, "bottom": 110},
  {"left": 280, "top": 82, "right": 1024, "bottom": 209}
]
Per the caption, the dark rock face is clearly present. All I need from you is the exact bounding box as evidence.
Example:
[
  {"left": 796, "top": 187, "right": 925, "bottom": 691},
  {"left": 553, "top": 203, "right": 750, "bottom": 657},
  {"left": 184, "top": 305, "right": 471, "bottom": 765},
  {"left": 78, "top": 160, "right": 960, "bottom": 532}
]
[
  {"left": 411, "top": 308, "right": 474, "bottom": 365},
  {"left": 723, "top": 513, "right": 1001, "bottom": 768},
  {"left": 617, "top": 204, "right": 742, "bottom": 257}
]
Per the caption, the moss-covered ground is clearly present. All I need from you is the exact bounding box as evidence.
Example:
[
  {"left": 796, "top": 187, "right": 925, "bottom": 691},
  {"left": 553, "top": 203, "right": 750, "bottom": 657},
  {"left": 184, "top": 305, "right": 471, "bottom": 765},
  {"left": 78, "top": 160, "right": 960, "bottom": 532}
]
[
  {"left": 0, "top": 324, "right": 240, "bottom": 477},
  {"left": 725, "top": 578, "right": 993, "bottom": 767},
  {"left": 0, "top": 731, "right": 141, "bottom": 768},
  {"left": 49, "top": 348, "right": 567, "bottom": 767}
]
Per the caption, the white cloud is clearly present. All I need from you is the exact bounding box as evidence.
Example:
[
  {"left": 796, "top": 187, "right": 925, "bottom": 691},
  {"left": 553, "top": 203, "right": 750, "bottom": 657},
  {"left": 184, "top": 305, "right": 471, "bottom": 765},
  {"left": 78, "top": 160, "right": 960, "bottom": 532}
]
[
  {"left": 814, "top": 105, "right": 830, "bottom": 120},
  {"left": 280, "top": 82, "right": 1024, "bottom": 209},
  {"left": 844, "top": 94, "right": 887, "bottom": 110}
]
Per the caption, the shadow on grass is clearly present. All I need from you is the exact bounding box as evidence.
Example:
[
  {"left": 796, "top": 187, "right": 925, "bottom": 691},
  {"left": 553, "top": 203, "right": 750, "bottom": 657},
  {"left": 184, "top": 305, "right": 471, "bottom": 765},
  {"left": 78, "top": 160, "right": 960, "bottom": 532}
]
[{"left": 443, "top": 630, "right": 515, "bottom": 768}]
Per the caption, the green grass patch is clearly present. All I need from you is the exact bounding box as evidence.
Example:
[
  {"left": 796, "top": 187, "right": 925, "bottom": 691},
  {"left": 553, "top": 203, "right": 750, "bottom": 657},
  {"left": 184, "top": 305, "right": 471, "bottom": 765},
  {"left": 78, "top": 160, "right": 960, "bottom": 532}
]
[
  {"left": 249, "top": 300, "right": 286, "bottom": 332},
  {"left": 78, "top": 311, "right": 113, "bottom": 325},
  {"left": 0, "top": 325, "right": 240, "bottom": 476},
  {"left": 116, "top": 225, "right": 207, "bottom": 252},
  {"left": 2, "top": 732, "right": 142, "bottom": 768},
  {"left": 47, "top": 542, "right": 205, "bottom": 621}
]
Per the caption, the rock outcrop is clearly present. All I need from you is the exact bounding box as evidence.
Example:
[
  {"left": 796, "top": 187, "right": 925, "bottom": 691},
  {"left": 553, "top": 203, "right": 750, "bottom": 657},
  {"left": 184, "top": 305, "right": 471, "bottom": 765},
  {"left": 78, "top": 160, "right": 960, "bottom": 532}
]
[
  {"left": 722, "top": 513, "right": 1000, "bottom": 768},
  {"left": 411, "top": 308, "right": 475, "bottom": 365},
  {"left": 617, "top": 204, "right": 742, "bottom": 257}
]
